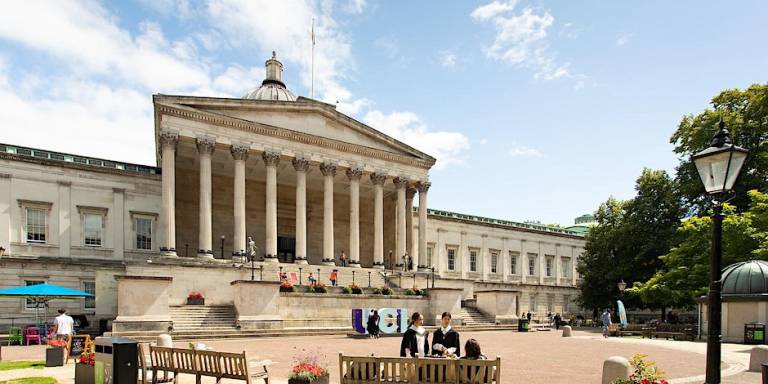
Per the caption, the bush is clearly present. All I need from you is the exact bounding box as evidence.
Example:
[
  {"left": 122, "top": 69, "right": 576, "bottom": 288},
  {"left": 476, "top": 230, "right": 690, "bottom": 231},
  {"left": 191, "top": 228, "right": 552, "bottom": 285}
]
[
  {"left": 311, "top": 283, "right": 327, "bottom": 293},
  {"left": 611, "top": 354, "right": 668, "bottom": 384},
  {"left": 349, "top": 283, "right": 363, "bottom": 294},
  {"left": 404, "top": 289, "right": 415, "bottom": 296},
  {"left": 371, "top": 288, "right": 382, "bottom": 295},
  {"left": 380, "top": 286, "right": 392, "bottom": 296},
  {"left": 340, "top": 286, "right": 352, "bottom": 294},
  {"left": 280, "top": 281, "right": 295, "bottom": 292}
]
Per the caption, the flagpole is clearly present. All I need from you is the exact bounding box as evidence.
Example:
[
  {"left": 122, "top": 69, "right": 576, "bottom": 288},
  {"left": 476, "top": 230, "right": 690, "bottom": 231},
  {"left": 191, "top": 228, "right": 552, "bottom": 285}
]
[{"left": 311, "top": 17, "right": 315, "bottom": 99}]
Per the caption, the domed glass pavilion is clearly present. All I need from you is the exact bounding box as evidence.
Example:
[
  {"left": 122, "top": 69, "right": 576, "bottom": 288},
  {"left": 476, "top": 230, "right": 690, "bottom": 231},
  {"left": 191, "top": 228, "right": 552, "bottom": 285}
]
[{"left": 700, "top": 260, "right": 768, "bottom": 343}]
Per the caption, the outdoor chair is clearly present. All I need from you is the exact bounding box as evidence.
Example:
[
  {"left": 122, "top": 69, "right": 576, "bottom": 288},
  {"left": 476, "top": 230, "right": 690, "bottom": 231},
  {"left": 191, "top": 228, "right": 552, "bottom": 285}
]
[
  {"left": 7, "top": 327, "right": 23, "bottom": 345},
  {"left": 24, "top": 326, "right": 42, "bottom": 345}
]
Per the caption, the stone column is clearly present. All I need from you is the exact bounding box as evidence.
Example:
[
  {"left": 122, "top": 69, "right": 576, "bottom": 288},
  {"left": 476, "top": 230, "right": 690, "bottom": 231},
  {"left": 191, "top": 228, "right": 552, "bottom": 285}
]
[
  {"left": 196, "top": 136, "right": 215, "bottom": 258},
  {"left": 500, "top": 237, "right": 508, "bottom": 283},
  {"left": 521, "top": 240, "right": 527, "bottom": 284},
  {"left": 554, "top": 244, "right": 561, "bottom": 286},
  {"left": 263, "top": 151, "right": 280, "bottom": 262},
  {"left": 394, "top": 177, "right": 408, "bottom": 269},
  {"left": 292, "top": 157, "right": 310, "bottom": 264},
  {"left": 113, "top": 188, "right": 125, "bottom": 260},
  {"left": 370, "top": 173, "right": 387, "bottom": 268},
  {"left": 159, "top": 130, "right": 178, "bottom": 256},
  {"left": 231, "top": 144, "right": 249, "bottom": 256},
  {"left": 572, "top": 246, "right": 578, "bottom": 286},
  {"left": 416, "top": 182, "right": 430, "bottom": 271},
  {"left": 405, "top": 187, "right": 416, "bottom": 271},
  {"left": 320, "top": 162, "right": 337, "bottom": 264},
  {"left": 347, "top": 167, "right": 363, "bottom": 268}
]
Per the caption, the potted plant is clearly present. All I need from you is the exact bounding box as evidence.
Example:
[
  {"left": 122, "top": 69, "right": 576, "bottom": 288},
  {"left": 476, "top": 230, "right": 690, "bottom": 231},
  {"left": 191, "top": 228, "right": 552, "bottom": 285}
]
[
  {"left": 75, "top": 348, "right": 95, "bottom": 384},
  {"left": 288, "top": 349, "right": 329, "bottom": 384},
  {"left": 349, "top": 283, "right": 363, "bottom": 294},
  {"left": 187, "top": 292, "right": 205, "bottom": 305},
  {"left": 340, "top": 286, "right": 352, "bottom": 294},
  {"left": 380, "top": 286, "right": 392, "bottom": 296},
  {"left": 611, "top": 354, "right": 668, "bottom": 384},
  {"left": 280, "top": 280, "right": 295, "bottom": 293},
  {"left": 311, "top": 283, "right": 327, "bottom": 294},
  {"left": 46, "top": 338, "right": 67, "bottom": 367}
]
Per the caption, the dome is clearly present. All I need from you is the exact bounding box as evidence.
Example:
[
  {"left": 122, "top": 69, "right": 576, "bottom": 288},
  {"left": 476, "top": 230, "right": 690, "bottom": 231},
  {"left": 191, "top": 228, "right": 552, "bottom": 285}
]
[
  {"left": 243, "top": 51, "right": 297, "bottom": 101},
  {"left": 721, "top": 260, "right": 768, "bottom": 296}
]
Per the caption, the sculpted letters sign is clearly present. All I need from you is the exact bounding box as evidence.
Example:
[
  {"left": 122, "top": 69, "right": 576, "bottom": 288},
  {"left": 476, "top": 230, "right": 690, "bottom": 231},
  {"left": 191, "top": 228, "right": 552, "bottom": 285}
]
[{"left": 352, "top": 308, "right": 408, "bottom": 334}]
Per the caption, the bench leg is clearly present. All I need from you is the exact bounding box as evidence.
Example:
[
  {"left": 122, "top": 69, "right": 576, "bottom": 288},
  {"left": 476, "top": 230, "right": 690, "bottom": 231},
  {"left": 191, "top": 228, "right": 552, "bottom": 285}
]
[{"left": 196, "top": 374, "right": 201, "bottom": 384}]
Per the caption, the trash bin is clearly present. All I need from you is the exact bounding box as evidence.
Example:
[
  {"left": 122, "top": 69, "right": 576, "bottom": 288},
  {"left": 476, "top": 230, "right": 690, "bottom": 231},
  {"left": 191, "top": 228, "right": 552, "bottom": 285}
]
[
  {"left": 94, "top": 336, "right": 138, "bottom": 384},
  {"left": 745, "top": 322, "right": 766, "bottom": 344},
  {"left": 762, "top": 363, "right": 768, "bottom": 384},
  {"left": 518, "top": 319, "right": 529, "bottom": 332}
]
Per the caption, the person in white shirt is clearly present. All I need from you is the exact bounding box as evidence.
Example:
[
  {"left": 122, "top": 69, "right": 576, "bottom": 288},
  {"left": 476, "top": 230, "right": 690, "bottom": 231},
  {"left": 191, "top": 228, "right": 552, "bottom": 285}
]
[{"left": 53, "top": 308, "right": 74, "bottom": 340}]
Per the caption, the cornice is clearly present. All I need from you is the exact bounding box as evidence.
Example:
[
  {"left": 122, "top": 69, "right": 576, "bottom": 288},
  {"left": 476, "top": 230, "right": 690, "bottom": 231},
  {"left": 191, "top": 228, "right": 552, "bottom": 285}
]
[
  {"left": 154, "top": 101, "right": 435, "bottom": 169},
  {"left": 0, "top": 153, "right": 160, "bottom": 180}
]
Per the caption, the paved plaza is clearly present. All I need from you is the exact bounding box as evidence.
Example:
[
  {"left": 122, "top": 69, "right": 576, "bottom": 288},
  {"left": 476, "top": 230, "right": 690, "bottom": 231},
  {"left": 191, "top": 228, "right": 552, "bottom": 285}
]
[{"left": 0, "top": 329, "right": 761, "bottom": 383}]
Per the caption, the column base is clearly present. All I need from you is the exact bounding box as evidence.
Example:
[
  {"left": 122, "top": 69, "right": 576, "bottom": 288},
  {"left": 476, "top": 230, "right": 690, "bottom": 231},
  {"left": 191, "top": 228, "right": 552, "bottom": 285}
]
[
  {"left": 372, "top": 264, "right": 385, "bottom": 269},
  {"left": 348, "top": 262, "right": 362, "bottom": 268},
  {"left": 197, "top": 251, "right": 214, "bottom": 259},
  {"left": 263, "top": 257, "right": 279, "bottom": 263},
  {"left": 294, "top": 258, "right": 309, "bottom": 265},
  {"left": 161, "top": 250, "right": 178, "bottom": 257},
  {"left": 418, "top": 266, "right": 431, "bottom": 272},
  {"left": 322, "top": 260, "right": 336, "bottom": 266}
]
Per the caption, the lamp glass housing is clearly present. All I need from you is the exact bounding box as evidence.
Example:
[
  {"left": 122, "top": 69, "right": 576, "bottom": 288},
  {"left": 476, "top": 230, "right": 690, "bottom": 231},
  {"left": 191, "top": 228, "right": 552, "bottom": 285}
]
[{"left": 693, "top": 145, "right": 748, "bottom": 195}]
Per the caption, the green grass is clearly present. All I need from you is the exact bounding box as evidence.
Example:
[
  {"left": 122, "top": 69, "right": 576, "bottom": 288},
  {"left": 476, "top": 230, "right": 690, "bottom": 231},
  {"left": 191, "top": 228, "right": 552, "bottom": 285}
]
[
  {"left": 0, "top": 377, "right": 57, "bottom": 384},
  {"left": 0, "top": 361, "right": 46, "bottom": 371}
]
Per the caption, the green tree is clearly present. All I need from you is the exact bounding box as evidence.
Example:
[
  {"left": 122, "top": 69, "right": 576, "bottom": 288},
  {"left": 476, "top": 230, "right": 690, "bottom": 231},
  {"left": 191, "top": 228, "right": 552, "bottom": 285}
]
[
  {"left": 577, "top": 169, "right": 684, "bottom": 313},
  {"left": 630, "top": 190, "right": 768, "bottom": 308},
  {"left": 671, "top": 84, "right": 768, "bottom": 213}
]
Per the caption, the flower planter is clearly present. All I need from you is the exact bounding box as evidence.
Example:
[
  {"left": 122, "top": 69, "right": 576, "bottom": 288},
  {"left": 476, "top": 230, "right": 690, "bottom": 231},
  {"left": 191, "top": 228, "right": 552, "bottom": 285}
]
[
  {"left": 187, "top": 297, "right": 205, "bottom": 305},
  {"left": 75, "top": 363, "right": 95, "bottom": 384},
  {"left": 45, "top": 347, "right": 65, "bottom": 367},
  {"left": 288, "top": 375, "right": 330, "bottom": 384}
]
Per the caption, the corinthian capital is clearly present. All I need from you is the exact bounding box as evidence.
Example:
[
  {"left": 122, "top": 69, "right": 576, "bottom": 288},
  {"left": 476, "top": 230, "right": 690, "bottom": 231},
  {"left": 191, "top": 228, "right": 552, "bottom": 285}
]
[
  {"left": 292, "top": 157, "right": 311, "bottom": 172},
  {"left": 370, "top": 173, "right": 387, "bottom": 186},
  {"left": 159, "top": 130, "right": 179, "bottom": 150},
  {"left": 262, "top": 150, "right": 281, "bottom": 167},
  {"left": 346, "top": 167, "right": 363, "bottom": 181},
  {"left": 196, "top": 136, "right": 216, "bottom": 155},
  {"left": 320, "top": 161, "right": 337, "bottom": 177},
  {"left": 230, "top": 143, "right": 250, "bottom": 161},
  {"left": 416, "top": 181, "right": 431, "bottom": 193},
  {"left": 393, "top": 177, "right": 409, "bottom": 189}
]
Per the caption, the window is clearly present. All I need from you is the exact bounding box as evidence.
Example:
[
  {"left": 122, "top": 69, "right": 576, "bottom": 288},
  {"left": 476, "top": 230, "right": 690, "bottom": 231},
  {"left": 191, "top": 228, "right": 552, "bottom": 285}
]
[
  {"left": 426, "top": 246, "right": 433, "bottom": 267},
  {"left": 528, "top": 254, "right": 537, "bottom": 276},
  {"left": 83, "top": 281, "right": 95, "bottom": 310},
  {"left": 25, "top": 208, "right": 47, "bottom": 243},
  {"left": 563, "top": 295, "right": 570, "bottom": 313},
  {"left": 136, "top": 218, "right": 152, "bottom": 250},
  {"left": 83, "top": 214, "right": 103, "bottom": 246},
  {"left": 491, "top": 252, "right": 498, "bottom": 273},
  {"left": 530, "top": 295, "right": 537, "bottom": 313},
  {"left": 447, "top": 248, "right": 456, "bottom": 271},
  {"left": 510, "top": 252, "right": 518, "bottom": 274},
  {"left": 562, "top": 258, "right": 571, "bottom": 278},
  {"left": 25, "top": 280, "right": 44, "bottom": 310},
  {"left": 469, "top": 250, "right": 478, "bottom": 272},
  {"left": 546, "top": 257, "right": 553, "bottom": 277}
]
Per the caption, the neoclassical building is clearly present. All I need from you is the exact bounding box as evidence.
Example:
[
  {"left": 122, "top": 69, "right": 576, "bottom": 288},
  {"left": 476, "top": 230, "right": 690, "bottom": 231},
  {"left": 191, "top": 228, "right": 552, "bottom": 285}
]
[{"left": 0, "top": 54, "right": 585, "bottom": 331}]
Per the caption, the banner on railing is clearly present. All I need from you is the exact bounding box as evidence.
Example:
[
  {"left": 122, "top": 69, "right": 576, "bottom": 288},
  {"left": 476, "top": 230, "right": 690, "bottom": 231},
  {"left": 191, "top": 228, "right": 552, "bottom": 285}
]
[{"left": 352, "top": 308, "right": 408, "bottom": 334}]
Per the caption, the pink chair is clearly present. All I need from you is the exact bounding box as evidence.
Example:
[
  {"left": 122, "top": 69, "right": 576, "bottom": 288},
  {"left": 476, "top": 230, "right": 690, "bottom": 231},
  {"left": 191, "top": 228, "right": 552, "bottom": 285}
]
[{"left": 24, "top": 326, "right": 42, "bottom": 345}]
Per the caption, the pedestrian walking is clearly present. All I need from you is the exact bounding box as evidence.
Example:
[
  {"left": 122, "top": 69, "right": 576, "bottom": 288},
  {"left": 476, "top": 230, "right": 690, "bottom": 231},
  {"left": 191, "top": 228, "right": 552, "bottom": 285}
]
[
  {"left": 554, "top": 313, "right": 562, "bottom": 330},
  {"left": 308, "top": 272, "right": 316, "bottom": 286},
  {"left": 53, "top": 308, "right": 74, "bottom": 341},
  {"left": 367, "top": 310, "right": 380, "bottom": 339},
  {"left": 330, "top": 269, "right": 338, "bottom": 286},
  {"left": 601, "top": 309, "right": 612, "bottom": 338},
  {"left": 340, "top": 250, "right": 348, "bottom": 267}
]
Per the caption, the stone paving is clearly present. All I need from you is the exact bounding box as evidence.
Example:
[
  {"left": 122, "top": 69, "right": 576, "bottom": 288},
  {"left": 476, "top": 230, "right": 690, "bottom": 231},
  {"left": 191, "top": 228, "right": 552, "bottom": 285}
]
[{"left": 0, "top": 328, "right": 761, "bottom": 383}]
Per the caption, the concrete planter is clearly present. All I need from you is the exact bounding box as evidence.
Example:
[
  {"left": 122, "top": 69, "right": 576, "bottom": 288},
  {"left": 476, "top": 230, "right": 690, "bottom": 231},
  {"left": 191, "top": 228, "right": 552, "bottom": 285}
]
[
  {"left": 186, "top": 297, "right": 205, "bottom": 305},
  {"left": 75, "top": 363, "right": 95, "bottom": 384},
  {"left": 45, "top": 347, "right": 65, "bottom": 367}
]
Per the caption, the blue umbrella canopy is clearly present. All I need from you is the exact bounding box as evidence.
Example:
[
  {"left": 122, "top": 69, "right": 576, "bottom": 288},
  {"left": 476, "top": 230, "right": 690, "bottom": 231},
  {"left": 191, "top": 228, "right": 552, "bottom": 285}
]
[{"left": 0, "top": 283, "right": 93, "bottom": 298}]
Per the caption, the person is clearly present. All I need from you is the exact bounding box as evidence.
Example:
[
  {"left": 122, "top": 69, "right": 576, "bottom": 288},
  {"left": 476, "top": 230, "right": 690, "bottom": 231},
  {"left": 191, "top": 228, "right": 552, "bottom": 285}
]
[
  {"left": 601, "top": 308, "right": 612, "bottom": 338},
  {"left": 308, "top": 272, "right": 316, "bottom": 286},
  {"left": 554, "top": 313, "right": 562, "bottom": 330},
  {"left": 526, "top": 312, "right": 532, "bottom": 322},
  {"left": 407, "top": 253, "right": 413, "bottom": 271},
  {"left": 400, "top": 312, "right": 429, "bottom": 357},
  {"left": 367, "top": 310, "right": 380, "bottom": 339},
  {"left": 432, "top": 312, "right": 461, "bottom": 357},
  {"left": 401, "top": 254, "right": 407, "bottom": 271},
  {"left": 340, "top": 250, "right": 347, "bottom": 267},
  {"left": 461, "top": 338, "right": 486, "bottom": 360},
  {"left": 280, "top": 272, "right": 288, "bottom": 282},
  {"left": 53, "top": 308, "right": 74, "bottom": 340},
  {"left": 329, "top": 269, "right": 338, "bottom": 286}
]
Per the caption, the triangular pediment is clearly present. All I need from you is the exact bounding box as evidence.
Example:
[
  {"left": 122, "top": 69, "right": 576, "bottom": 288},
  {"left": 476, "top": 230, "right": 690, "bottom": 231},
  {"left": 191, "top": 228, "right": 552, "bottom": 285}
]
[{"left": 153, "top": 95, "right": 436, "bottom": 168}]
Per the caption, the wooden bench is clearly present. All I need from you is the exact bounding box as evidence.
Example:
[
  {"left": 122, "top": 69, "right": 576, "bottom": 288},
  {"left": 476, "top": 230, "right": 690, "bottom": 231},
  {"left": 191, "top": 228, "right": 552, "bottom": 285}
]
[
  {"left": 644, "top": 324, "right": 697, "bottom": 341},
  {"left": 148, "top": 345, "right": 269, "bottom": 384},
  {"left": 339, "top": 353, "right": 501, "bottom": 383},
  {"left": 617, "top": 324, "right": 649, "bottom": 337}
]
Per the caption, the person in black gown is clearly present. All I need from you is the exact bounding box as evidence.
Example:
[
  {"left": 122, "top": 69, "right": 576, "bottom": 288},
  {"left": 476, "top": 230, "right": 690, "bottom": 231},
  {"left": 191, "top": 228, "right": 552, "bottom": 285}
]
[
  {"left": 431, "top": 312, "right": 461, "bottom": 357},
  {"left": 399, "top": 312, "right": 429, "bottom": 357},
  {"left": 367, "top": 310, "right": 380, "bottom": 338}
]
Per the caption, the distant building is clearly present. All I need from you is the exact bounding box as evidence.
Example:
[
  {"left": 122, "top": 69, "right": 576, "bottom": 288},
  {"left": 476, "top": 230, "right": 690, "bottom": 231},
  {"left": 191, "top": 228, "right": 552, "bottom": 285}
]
[{"left": 565, "top": 214, "right": 597, "bottom": 235}]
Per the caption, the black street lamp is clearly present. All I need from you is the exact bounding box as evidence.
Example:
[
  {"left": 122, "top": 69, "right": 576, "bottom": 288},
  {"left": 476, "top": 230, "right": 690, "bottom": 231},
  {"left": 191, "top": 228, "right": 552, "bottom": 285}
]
[
  {"left": 352, "top": 270, "right": 356, "bottom": 285},
  {"left": 431, "top": 267, "right": 435, "bottom": 289},
  {"left": 368, "top": 271, "right": 371, "bottom": 288},
  {"left": 220, "top": 235, "right": 225, "bottom": 259},
  {"left": 692, "top": 117, "right": 748, "bottom": 384},
  {"left": 299, "top": 267, "right": 303, "bottom": 285}
]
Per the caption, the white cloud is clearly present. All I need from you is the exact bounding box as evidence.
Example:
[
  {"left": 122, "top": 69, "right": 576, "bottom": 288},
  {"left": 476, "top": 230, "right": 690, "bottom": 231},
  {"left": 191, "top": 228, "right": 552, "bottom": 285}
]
[
  {"left": 471, "top": 2, "right": 585, "bottom": 85},
  {"left": 374, "top": 37, "right": 400, "bottom": 58},
  {"left": 439, "top": 50, "right": 457, "bottom": 67},
  {"left": 363, "top": 110, "right": 470, "bottom": 169},
  {"left": 470, "top": 0, "right": 518, "bottom": 21},
  {"left": 478, "top": 138, "right": 488, "bottom": 145},
  {"left": 616, "top": 33, "right": 633, "bottom": 47},
  {"left": 343, "top": 0, "right": 367, "bottom": 14},
  {"left": 508, "top": 144, "right": 543, "bottom": 158}
]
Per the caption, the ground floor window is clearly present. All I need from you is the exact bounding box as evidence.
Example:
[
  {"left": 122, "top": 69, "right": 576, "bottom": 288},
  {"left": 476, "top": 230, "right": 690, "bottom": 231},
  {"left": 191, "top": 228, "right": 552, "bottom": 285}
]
[
  {"left": 510, "top": 251, "right": 518, "bottom": 274},
  {"left": 24, "top": 280, "right": 44, "bottom": 310},
  {"left": 469, "top": 250, "right": 478, "bottom": 272},
  {"left": 447, "top": 248, "right": 456, "bottom": 271},
  {"left": 83, "top": 281, "right": 95, "bottom": 310},
  {"left": 135, "top": 217, "right": 152, "bottom": 250},
  {"left": 491, "top": 252, "right": 498, "bottom": 273},
  {"left": 426, "top": 246, "right": 433, "bottom": 267}
]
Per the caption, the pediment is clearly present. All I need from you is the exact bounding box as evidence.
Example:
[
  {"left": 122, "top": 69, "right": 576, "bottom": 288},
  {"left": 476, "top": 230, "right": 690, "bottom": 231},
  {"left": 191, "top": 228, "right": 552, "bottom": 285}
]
[{"left": 153, "top": 95, "right": 436, "bottom": 168}]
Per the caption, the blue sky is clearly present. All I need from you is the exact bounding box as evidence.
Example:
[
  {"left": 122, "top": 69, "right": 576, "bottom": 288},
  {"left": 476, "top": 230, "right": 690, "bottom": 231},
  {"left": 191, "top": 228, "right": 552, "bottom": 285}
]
[{"left": 0, "top": 1, "right": 766, "bottom": 226}]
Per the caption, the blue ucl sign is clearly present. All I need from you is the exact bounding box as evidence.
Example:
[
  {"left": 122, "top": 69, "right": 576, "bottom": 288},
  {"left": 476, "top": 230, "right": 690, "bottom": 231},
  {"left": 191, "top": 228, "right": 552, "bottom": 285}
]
[{"left": 351, "top": 308, "right": 408, "bottom": 334}]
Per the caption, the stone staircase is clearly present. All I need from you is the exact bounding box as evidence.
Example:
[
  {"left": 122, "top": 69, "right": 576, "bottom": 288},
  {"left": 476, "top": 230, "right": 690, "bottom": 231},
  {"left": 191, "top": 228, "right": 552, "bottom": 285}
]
[
  {"left": 170, "top": 305, "right": 237, "bottom": 332},
  {"left": 459, "top": 306, "right": 496, "bottom": 327},
  {"left": 255, "top": 262, "right": 389, "bottom": 288}
]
